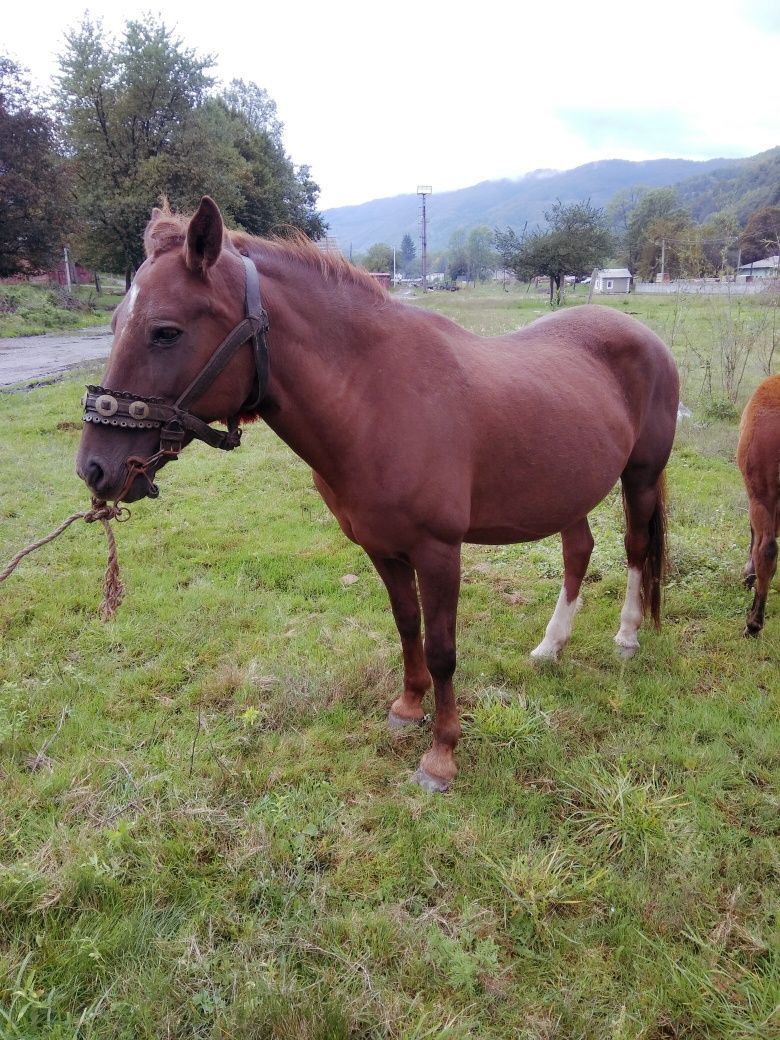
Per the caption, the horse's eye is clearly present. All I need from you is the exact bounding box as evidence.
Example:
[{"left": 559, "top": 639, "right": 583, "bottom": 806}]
[{"left": 152, "top": 326, "right": 182, "bottom": 346}]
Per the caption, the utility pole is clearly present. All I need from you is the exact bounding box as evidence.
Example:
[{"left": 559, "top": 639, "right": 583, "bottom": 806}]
[
  {"left": 63, "top": 247, "right": 72, "bottom": 291},
  {"left": 417, "top": 185, "right": 431, "bottom": 292},
  {"left": 660, "top": 238, "right": 666, "bottom": 282}
]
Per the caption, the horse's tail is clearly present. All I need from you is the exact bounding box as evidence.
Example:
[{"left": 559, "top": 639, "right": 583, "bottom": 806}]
[{"left": 623, "top": 472, "right": 668, "bottom": 629}]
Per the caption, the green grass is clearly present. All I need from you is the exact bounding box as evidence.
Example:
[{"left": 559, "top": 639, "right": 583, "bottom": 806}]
[
  {"left": 0, "top": 290, "right": 778, "bottom": 1038},
  {"left": 0, "top": 284, "right": 119, "bottom": 338}
]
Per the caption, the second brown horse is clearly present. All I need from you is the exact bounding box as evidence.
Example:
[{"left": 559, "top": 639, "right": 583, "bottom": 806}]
[
  {"left": 77, "top": 198, "right": 680, "bottom": 791},
  {"left": 738, "top": 374, "right": 780, "bottom": 636}
]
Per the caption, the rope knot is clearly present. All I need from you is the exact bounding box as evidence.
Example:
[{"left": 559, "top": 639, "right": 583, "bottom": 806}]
[
  {"left": 1, "top": 496, "right": 128, "bottom": 620},
  {"left": 83, "top": 498, "right": 129, "bottom": 524}
]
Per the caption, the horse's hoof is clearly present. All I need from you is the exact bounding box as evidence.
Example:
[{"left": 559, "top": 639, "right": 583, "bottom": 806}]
[
  {"left": 743, "top": 574, "right": 756, "bottom": 590},
  {"left": 412, "top": 767, "right": 450, "bottom": 793},
  {"left": 530, "top": 642, "right": 559, "bottom": 661},
  {"left": 614, "top": 639, "right": 639, "bottom": 659},
  {"left": 743, "top": 623, "right": 761, "bottom": 638},
  {"left": 387, "top": 710, "right": 425, "bottom": 730}
]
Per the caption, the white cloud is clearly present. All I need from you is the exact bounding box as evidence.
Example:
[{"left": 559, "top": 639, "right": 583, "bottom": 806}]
[{"left": 3, "top": 0, "right": 778, "bottom": 209}]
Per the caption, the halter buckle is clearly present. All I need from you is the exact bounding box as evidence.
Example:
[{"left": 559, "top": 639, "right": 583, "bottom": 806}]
[{"left": 160, "top": 420, "right": 186, "bottom": 455}]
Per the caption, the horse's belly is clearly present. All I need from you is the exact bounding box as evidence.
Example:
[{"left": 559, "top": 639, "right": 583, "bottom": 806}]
[
  {"left": 467, "top": 435, "right": 629, "bottom": 541},
  {"left": 464, "top": 524, "right": 555, "bottom": 545}
]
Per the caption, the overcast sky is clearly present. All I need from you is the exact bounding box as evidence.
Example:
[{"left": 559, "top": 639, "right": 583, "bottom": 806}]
[{"left": 4, "top": 0, "right": 779, "bottom": 211}]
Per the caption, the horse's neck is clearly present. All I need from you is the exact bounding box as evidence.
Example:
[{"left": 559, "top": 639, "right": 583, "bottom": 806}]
[{"left": 259, "top": 267, "right": 386, "bottom": 481}]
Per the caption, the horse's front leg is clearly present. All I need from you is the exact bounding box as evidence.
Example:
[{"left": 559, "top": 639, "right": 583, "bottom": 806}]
[
  {"left": 531, "top": 517, "right": 594, "bottom": 660},
  {"left": 369, "top": 554, "right": 432, "bottom": 725},
  {"left": 410, "top": 541, "right": 463, "bottom": 792}
]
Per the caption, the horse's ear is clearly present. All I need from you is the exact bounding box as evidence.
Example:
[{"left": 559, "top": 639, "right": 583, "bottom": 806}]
[{"left": 185, "top": 196, "right": 224, "bottom": 277}]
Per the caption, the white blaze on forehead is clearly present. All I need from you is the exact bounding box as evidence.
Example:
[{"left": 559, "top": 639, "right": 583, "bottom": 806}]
[{"left": 125, "top": 283, "right": 139, "bottom": 318}]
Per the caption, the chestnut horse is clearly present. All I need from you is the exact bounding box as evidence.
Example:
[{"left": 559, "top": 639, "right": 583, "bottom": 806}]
[
  {"left": 737, "top": 374, "right": 780, "bottom": 636},
  {"left": 77, "top": 197, "right": 679, "bottom": 791}
]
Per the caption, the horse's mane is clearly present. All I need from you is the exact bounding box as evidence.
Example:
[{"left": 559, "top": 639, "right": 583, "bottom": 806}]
[{"left": 144, "top": 201, "right": 387, "bottom": 300}]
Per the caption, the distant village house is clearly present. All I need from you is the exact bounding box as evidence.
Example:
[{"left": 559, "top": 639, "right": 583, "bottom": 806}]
[
  {"left": 737, "top": 255, "right": 779, "bottom": 281},
  {"left": 594, "top": 268, "right": 632, "bottom": 294}
]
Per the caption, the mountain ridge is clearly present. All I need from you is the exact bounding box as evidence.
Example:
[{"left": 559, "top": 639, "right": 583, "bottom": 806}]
[{"left": 322, "top": 150, "right": 779, "bottom": 255}]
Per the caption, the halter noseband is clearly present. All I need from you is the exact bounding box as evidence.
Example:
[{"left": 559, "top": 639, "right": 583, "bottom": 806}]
[{"left": 82, "top": 255, "right": 269, "bottom": 480}]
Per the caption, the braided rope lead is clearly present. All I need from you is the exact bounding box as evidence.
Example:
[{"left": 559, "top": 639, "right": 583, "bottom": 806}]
[{"left": 0, "top": 498, "right": 128, "bottom": 621}]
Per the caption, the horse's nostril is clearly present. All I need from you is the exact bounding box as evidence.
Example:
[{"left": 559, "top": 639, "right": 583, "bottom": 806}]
[{"left": 85, "top": 459, "right": 105, "bottom": 491}]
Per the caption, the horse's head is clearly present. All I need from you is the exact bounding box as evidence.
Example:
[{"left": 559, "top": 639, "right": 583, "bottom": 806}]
[{"left": 77, "top": 196, "right": 265, "bottom": 502}]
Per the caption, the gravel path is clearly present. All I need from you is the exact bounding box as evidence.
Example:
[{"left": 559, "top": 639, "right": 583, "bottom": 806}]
[{"left": 0, "top": 325, "right": 113, "bottom": 388}]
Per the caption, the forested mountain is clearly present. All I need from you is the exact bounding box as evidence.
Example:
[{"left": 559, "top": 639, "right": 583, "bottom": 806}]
[
  {"left": 323, "top": 150, "right": 779, "bottom": 255},
  {"left": 673, "top": 147, "right": 780, "bottom": 223}
]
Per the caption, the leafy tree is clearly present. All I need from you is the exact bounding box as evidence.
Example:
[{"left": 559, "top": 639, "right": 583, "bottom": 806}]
[
  {"left": 0, "top": 56, "right": 71, "bottom": 276},
  {"left": 56, "top": 16, "right": 325, "bottom": 284},
  {"left": 607, "top": 187, "right": 643, "bottom": 270},
  {"left": 217, "top": 94, "right": 325, "bottom": 241},
  {"left": 699, "top": 211, "right": 740, "bottom": 275},
  {"left": 361, "top": 243, "right": 394, "bottom": 272},
  {"left": 467, "top": 226, "right": 498, "bottom": 282},
  {"left": 496, "top": 200, "right": 612, "bottom": 304},
  {"left": 218, "top": 80, "right": 324, "bottom": 240},
  {"left": 446, "top": 228, "right": 469, "bottom": 281},
  {"left": 625, "top": 188, "right": 693, "bottom": 280},
  {"left": 739, "top": 206, "right": 780, "bottom": 264},
  {"left": 399, "top": 233, "right": 416, "bottom": 273},
  {"left": 221, "top": 79, "right": 283, "bottom": 146},
  {"left": 57, "top": 16, "right": 217, "bottom": 283}
]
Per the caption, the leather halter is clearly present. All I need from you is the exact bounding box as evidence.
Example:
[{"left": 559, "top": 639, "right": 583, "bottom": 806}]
[{"left": 82, "top": 255, "right": 269, "bottom": 461}]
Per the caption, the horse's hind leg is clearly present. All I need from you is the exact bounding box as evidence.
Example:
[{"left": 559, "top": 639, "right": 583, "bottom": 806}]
[
  {"left": 743, "top": 526, "right": 756, "bottom": 588},
  {"left": 615, "top": 467, "right": 668, "bottom": 657},
  {"left": 744, "top": 499, "right": 778, "bottom": 637},
  {"left": 531, "top": 518, "right": 593, "bottom": 660},
  {"left": 369, "top": 554, "right": 432, "bottom": 725}
]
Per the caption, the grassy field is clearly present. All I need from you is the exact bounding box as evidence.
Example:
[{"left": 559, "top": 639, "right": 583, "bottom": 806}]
[
  {"left": 0, "top": 288, "right": 778, "bottom": 1039},
  {"left": 0, "top": 284, "right": 120, "bottom": 338}
]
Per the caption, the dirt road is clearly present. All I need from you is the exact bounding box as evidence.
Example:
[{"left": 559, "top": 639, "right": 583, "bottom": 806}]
[{"left": 0, "top": 325, "right": 113, "bottom": 388}]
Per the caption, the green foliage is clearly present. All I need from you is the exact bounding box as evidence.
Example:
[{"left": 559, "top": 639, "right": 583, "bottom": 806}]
[
  {"left": 466, "top": 226, "right": 498, "bottom": 282},
  {"left": 446, "top": 228, "right": 468, "bottom": 281},
  {"left": 739, "top": 205, "right": 780, "bottom": 264},
  {"left": 440, "top": 226, "right": 498, "bottom": 283},
  {"left": 399, "top": 233, "right": 416, "bottom": 272},
  {"left": 0, "top": 56, "right": 71, "bottom": 276},
  {"left": 622, "top": 188, "right": 692, "bottom": 280},
  {"left": 220, "top": 81, "right": 325, "bottom": 241},
  {"left": 359, "top": 242, "right": 394, "bottom": 273},
  {"left": 496, "top": 200, "right": 612, "bottom": 304},
  {"left": 55, "top": 16, "right": 324, "bottom": 281},
  {"left": 675, "top": 146, "right": 780, "bottom": 225},
  {"left": 56, "top": 16, "right": 218, "bottom": 277},
  {"left": 0, "top": 283, "right": 117, "bottom": 337}
]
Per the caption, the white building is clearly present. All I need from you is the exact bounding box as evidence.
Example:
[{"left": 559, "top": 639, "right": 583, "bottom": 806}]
[
  {"left": 737, "top": 255, "right": 779, "bottom": 281},
  {"left": 594, "top": 268, "right": 632, "bottom": 294}
]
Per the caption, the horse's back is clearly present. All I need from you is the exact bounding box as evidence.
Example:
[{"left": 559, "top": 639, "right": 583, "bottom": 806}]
[
  {"left": 503, "top": 305, "right": 676, "bottom": 383},
  {"left": 470, "top": 305, "right": 678, "bottom": 447},
  {"left": 460, "top": 306, "right": 679, "bottom": 542}
]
